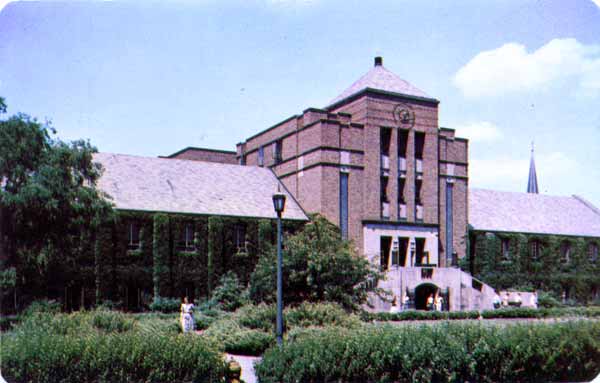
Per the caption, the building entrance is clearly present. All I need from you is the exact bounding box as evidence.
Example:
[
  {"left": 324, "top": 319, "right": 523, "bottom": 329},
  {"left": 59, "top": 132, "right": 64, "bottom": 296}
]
[{"left": 414, "top": 283, "right": 439, "bottom": 310}]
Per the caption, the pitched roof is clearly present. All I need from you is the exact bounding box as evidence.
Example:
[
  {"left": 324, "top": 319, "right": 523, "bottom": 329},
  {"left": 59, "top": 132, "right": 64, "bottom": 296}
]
[
  {"left": 328, "top": 58, "right": 431, "bottom": 107},
  {"left": 94, "top": 153, "right": 307, "bottom": 221},
  {"left": 469, "top": 188, "right": 600, "bottom": 238}
]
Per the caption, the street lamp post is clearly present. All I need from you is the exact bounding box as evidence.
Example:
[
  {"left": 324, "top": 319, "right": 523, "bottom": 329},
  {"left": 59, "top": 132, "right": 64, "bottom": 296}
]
[{"left": 272, "top": 190, "right": 286, "bottom": 346}]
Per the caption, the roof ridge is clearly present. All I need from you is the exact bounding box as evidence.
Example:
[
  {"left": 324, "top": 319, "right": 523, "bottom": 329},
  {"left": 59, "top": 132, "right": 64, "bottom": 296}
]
[
  {"left": 95, "top": 152, "right": 251, "bottom": 169},
  {"left": 572, "top": 195, "right": 600, "bottom": 217}
]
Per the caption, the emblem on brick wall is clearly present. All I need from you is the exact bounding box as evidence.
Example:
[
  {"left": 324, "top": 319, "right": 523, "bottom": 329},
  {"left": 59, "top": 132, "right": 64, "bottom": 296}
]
[{"left": 393, "top": 104, "right": 415, "bottom": 129}]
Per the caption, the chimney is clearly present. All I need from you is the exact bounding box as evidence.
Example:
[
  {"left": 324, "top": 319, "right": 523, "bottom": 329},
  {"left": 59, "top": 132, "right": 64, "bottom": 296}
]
[{"left": 374, "top": 56, "right": 383, "bottom": 66}]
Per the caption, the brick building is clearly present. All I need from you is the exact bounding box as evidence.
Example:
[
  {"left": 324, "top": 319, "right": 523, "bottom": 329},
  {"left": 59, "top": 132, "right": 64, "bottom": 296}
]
[
  {"left": 234, "top": 57, "right": 468, "bottom": 272},
  {"left": 110, "top": 56, "right": 599, "bottom": 310},
  {"left": 161, "top": 57, "right": 480, "bottom": 311}
]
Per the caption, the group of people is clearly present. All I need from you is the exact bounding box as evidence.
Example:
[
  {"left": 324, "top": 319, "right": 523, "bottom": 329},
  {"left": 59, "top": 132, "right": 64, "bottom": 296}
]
[
  {"left": 492, "top": 291, "right": 538, "bottom": 309},
  {"left": 426, "top": 292, "right": 444, "bottom": 312},
  {"left": 389, "top": 290, "right": 445, "bottom": 313}
]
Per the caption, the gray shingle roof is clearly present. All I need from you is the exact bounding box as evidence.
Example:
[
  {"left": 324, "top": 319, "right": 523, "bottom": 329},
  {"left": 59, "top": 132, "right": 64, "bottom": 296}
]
[
  {"left": 94, "top": 153, "right": 307, "bottom": 221},
  {"left": 328, "top": 63, "right": 430, "bottom": 106},
  {"left": 469, "top": 188, "right": 600, "bottom": 238}
]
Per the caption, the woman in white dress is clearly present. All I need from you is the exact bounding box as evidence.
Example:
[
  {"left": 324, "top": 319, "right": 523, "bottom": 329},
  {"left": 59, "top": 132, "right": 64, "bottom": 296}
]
[{"left": 180, "top": 296, "right": 195, "bottom": 333}]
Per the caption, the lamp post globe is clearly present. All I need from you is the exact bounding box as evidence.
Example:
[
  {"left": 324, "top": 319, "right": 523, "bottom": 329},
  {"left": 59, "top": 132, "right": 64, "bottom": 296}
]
[
  {"left": 272, "top": 190, "right": 286, "bottom": 345},
  {"left": 272, "top": 192, "right": 286, "bottom": 216}
]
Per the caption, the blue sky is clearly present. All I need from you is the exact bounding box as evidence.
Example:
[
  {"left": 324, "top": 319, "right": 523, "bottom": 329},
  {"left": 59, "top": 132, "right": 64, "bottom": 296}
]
[{"left": 1, "top": 0, "right": 599, "bottom": 207}]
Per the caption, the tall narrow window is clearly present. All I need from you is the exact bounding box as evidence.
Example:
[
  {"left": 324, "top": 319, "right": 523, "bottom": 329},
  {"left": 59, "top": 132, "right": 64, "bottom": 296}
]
[
  {"left": 274, "top": 140, "right": 283, "bottom": 165},
  {"left": 398, "top": 130, "right": 408, "bottom": 176},
  {"left": 588, "top": 243, "right": 599, "bottom": 263},
  {"left": 415, "top": 238, "right": 426, "bottom": 266},
  {"left": 339, "top": 172, "right": 349, "bottom": 240},
  {"left": 501, "top": 238, "right": 510, "bottom": 259},
  {"left": 128, "top": 222, "right": 141, "bottom": 250},
  {"left": 398, "top": 178, "right": 406, "bottom": 204},
  {"left": 398, "top": 237, "right": 409, "bottom": 267},
  {"left": 234, "top": 224, "right": 247, "bottom": 249},
  {"left": 529, "top": 239, "right": 541, "bottom": 261},
  {"left": 415, "top": 132, "right": 425, "bottom": 159},
  {"left": 381, "top": 176, "right": 390, "bottom": 219},
  {"left": 380, "top": 236, "right": 392, "bottom": 271},
  {"left": 415, "top": 179, "right": 423, "bottom": 205},
  {"left": 380, "top": 128, "right": 391, "bottom": 173},
  {"left": 380, "top": 128, "right": 391, "bottom": 156},
  {"left": 258, "top": 146, "right": 264, "bottom": 167},
  {"left": 560, "top": 241, "right": 571, "bottom": 264},
  {"left": 446, "top": 183, "right": 454, "bottom": 264},
  {"left": 178, "top": 223, "right": 195, "bottom": 252}
]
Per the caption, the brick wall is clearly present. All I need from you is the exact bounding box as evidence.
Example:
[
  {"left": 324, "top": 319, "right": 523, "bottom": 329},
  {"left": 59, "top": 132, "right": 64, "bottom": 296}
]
[{"left": 165, "top": 147, "right": 237, "bottom": 164}]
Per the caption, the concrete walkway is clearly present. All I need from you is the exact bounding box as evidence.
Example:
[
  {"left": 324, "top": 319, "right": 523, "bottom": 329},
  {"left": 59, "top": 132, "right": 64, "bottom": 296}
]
[{"left": 225, "top": 354, "right": 261, "bottom": 383}]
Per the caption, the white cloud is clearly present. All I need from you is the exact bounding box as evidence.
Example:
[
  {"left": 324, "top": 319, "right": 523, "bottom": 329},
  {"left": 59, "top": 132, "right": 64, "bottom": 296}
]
[
  {"left": 455, "top": 121, "right": 503, "bottom": 142},
  {"left": 470, "top": 151, "right": 578, "bottom": 191},
  {"left": 592, "top": 0, "right": 600, "bottom": 8},
  {"left": 454, "top": 38, "right": 600, "bottom": 98},
  {"left": 0, "top": 1, "right": 13, "bottom": 12}
]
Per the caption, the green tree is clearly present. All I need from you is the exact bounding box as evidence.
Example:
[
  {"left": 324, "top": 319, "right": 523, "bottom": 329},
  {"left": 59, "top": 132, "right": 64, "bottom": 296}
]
[
  {"left": 249, "top": 214, "right": 384, "bottom": 310},
  {"left": 0, "top": 98, "right": 113, "bottom": 305}
]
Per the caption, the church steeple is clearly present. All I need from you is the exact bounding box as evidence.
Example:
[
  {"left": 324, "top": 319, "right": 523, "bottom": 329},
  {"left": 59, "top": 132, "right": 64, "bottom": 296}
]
[{"left": 527, "top": 142, "right": 539, "bottom": 194}]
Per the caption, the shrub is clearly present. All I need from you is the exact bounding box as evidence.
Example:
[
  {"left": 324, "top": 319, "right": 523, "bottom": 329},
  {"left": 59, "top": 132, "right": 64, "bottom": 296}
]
[
  {"left": 1, "top": 311, "right": 225, "bottom": 382},
  {"left": 249, "top": 214, "right": 385, "bottom": 310},
  {"left": 148, "top": 297, "right": 181, "bottom": 313},
  {"left": 91, "top": 309, "right": 135, "bottom": 332},
  {"left": 536, "top": 291, "right": 561, "bottom": 308},
  {"left": 285, "top": 302, "right": 362, "bottom": 329},
  {"left": 234, "top": 303, "right": 276, "bottom": 331},
  {"left": 363, "top": 310, "right": 480, "bottom": 322},
  {"left": 210, "top": 271, "right": 248, "bottom": 311},
  {"left": 23, "top": 299, "right": 62, "bottom": 316},
  {"left": 256, "top": 321, "right": 600, "bottom": 383},
  {"left": 362, "top": 306, "right": 600, "bottom": 322},
  {"left": 203, "top": 318, "right": 274, "bottom": 356}
]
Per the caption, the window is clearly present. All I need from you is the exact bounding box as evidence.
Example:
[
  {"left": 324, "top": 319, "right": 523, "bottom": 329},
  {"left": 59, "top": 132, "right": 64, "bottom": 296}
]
[
  {"left": 380, "top": 236, "right": 392, "bottom": 271},
  {"left": 381, "top": 176, "right": 390, "bottom": 219},
  {"left": 234, "top": 224, "right": 246, "bottom": 249},
  {"left": 398, "top": 178, "right": 406, "bottom": 204},
  {"left": 339, "top": 173, "right": 349, "bottom": 240},
  {"left": 501, "top": 239, "right": 510, "bottom": 259},
  {"left": 415, "top": 238, "right": 426, "bottom": 266},
  {"left": 397, "top": 237, "right": 409, "bottom": 267},
  {"left": 398, "top": 130, "right": 408, "bottom": 158},
  {"left": 588, "top": 243, "right": 598, "bottom": 263},
  {"left": 415, "top": 179, "right": 423, "bottom": 205},
  {"left": 380, "top": 128, "right": 391, "bottom": 156},
  {"left": 415, "top": 132, "right": 425, "bottom": 160},
  {"left": 178, "top": 223, "right": 195, "bottom": 252},
  {"left": 273, "top": 140, "right": 282, "bottom": 165},
  {"left": 128, "top": 222, "right": 141, "bottom": 250},
  {"left": 560, "top": 241, "right": 571, "bottom": 264},
  {"left": 258, "top": 146, "right": 264, "bottom": 167},
  {"left": 529, "top": 239, "right": 541, "bottom": 261}
]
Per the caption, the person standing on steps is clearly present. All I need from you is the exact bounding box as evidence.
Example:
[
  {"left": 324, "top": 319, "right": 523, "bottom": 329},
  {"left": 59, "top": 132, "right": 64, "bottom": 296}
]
[{"left": 180, "top": 296, "right": 195, "bottom": 333}]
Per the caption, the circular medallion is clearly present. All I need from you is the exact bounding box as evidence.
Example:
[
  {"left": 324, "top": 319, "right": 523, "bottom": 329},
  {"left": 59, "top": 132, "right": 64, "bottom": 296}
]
[{"left": 393, "top": 104, "right": 415, "bottom": 129}]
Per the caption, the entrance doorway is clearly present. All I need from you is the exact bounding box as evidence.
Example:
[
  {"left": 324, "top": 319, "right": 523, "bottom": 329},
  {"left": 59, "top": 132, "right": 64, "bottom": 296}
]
[{"left": 414, "top": 283, "right": 439, "bottom": 310}]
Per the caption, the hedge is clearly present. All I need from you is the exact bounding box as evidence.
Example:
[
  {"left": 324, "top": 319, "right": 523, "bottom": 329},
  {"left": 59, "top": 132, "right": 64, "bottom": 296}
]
[
  {"left": 362, "top": 306, "right": 600, "bottom": 322},
  {"left": 1, "top": 311, "right": 225, "bottom": 383},
  {"left": 255, "top": 321, "right": 600, "bottom": 383}
]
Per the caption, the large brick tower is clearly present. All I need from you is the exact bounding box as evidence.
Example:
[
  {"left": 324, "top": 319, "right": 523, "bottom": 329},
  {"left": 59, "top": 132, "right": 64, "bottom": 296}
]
[{"left": 236, "top": 57, "right": 469, "bottom": 272}]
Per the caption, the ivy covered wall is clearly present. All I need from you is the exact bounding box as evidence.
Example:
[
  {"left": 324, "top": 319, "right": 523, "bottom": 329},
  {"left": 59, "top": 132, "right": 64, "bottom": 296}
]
[
  {"left": 86, "top": 211, "right": 290, "bottom": 310},
  {"left": 463, "top": 230, "right": 600, "bottom": 303}
]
